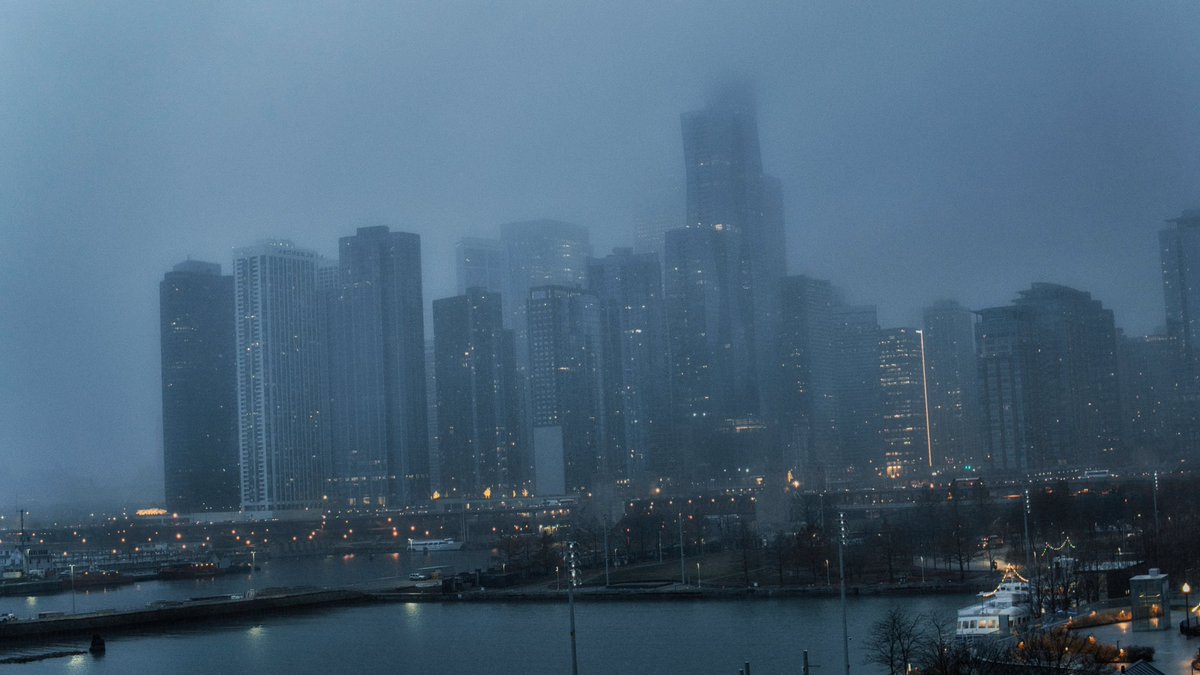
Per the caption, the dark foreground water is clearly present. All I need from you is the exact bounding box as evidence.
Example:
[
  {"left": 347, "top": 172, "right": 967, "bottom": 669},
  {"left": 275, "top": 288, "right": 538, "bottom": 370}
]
[{"left": 0, "top": 554, "right": 972, "bottom": 674}]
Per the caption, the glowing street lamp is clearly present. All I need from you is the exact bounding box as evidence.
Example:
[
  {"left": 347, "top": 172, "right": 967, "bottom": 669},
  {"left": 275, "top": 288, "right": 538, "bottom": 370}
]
[{"left": 1184, "top": 582, "right": 1192, "bottom": 629}]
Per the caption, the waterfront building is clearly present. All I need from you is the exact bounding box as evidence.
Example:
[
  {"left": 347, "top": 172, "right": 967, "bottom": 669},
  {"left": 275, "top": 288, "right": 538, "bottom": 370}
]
[
  {"left": 922, "top": 300, "right": 984, "bottom": 470},
  {"left": 159, "top": 261, "right": 239, "bottom": 514},
  {"left": 774, "top": 275, "right": 838, "bottom": 479},
  {"left": 878, "top": 327, "right": 930, "bottom": 481},
  {"left": 832, "top": 304, "right": 882, "bottom": 479},
  {"left": 233, "top": 241, "right": 330, "bottom": 513},
  {"left": 527, "top": 285, "right": 605, "bottom": 495},
  {"left": 589, "top": 248, "right": 672, "bottom": 486},
  {"left": 433, "top": 288, "right": 524, "bottom": 499},
  {"left": 455, "top": 237, "right": 506, "bottom": 297},
  {"left": 326, "top": 227, "right": 429, "bottom": 508}
]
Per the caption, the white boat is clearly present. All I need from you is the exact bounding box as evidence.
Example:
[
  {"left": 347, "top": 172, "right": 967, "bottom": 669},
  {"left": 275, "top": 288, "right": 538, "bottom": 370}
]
[
  {"left": 956, "top": 567, "right": 1034, "bottom": 638},
  {"left": 407, "top": 538, "right": 464, "bottom": 552}
]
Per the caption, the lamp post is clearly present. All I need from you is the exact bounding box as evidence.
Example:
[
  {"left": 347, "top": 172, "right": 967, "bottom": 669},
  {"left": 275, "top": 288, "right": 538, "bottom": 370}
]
[
  {"left": 696, "top": 562, "right": 701, "bottom": 589},
  {"left": 1184, "top": 582, "right": 1192, "bottom": 629},
  {"left": 68, "top": 563, "right": 76, "bottom": 614}
]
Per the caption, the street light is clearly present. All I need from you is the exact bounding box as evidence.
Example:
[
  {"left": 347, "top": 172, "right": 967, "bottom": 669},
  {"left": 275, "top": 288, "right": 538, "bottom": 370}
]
[
  {"left": 1184, "top": 582, "right": 1192, "bottom": 629},
  {"left": 68, "top": 563, "right": 76, "bottom": 614}
]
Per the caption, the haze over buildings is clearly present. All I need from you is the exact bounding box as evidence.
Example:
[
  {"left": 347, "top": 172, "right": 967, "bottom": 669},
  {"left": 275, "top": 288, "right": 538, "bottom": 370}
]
[{"left": 3, "top": 1, "right": 1200, "bottom": 507}]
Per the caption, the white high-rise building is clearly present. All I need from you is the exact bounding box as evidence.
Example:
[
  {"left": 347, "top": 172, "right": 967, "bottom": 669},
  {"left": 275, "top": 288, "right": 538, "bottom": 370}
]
[{"left": 233, "top": 240, "right": 329, "bottom": 514}]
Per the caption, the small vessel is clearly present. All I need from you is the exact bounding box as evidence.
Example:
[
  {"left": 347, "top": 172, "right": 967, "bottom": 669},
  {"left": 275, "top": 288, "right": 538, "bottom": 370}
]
[
  {"left": 407, "top": 538, "right": 463, "bottom": 552},
  {"left": 956, "top": 567, "right": 1034, "bottom": 638}
]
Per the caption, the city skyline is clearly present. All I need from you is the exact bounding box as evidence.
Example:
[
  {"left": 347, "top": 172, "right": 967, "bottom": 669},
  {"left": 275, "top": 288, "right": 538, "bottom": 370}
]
[{"left": 4, "top": 1, "right": 1200, "bottom": 507}]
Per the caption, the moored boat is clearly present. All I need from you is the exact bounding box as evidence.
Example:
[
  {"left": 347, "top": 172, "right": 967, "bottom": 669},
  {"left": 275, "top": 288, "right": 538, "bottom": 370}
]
[
  {"left": 956, "top": 567, "right": 1034, "bottom": 638},
  {"left": 407, "top": 538, "right": 463, "bottom": 552}
]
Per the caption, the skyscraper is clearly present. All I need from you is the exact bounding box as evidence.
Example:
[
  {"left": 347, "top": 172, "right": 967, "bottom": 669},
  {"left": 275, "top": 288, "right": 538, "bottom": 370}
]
[
  {"left": 922, "top": 300, "right": 984, "bottom": 470},
  {"left": 663, "top": 225, "right": 758, "bottom": 482},
  {"left": 977, "top": 284, "right": 1123, "bottom": 472},
  {"left": 326, "top": 226, "right": 429, "bottom": 508},
  {"left": 1013, "top": 283, "right": 1123, "bottom": 468},
  {"left": 878, "top": 327, "right": 930, "bottom": 481},
  {"left": 527, "top": 285, "right": 605, "bottom": 495},
  {"left": 499, "top": 220, "right": 591, "bottom": 363},
  {"left": 774, "top": 275, "right": 837, "bottom": 477},
  {"left": 589, "top": 248, "right": 672, "bottom": 486},
  {"left": 1160, "top": 209, "right": 1200, "bottom": 369},
  {"left": 681, "top": 82, "right": 788, "bottom": 414},
  {"left": 1158, "top": 208, "right": 1200, "bottom": 456},
  {"left": 160, "top": 261, "right": 239, "bottom": 514},
  {"left": 832, "top": 304, "right": 882, "bottom": 478},
  {"left": 455, "top": 237, "right": 507, "bottom": 297},
  {"left": 1119, "top": 333, "right": 1182, "bottom": 465},
  {"left": 233, "top": 241, "right": 329, "bottom": 513},
  {"left": 433, "top": 288, "right": 523, "bottom": 499},
  {"left": 977, "top": 306, "right": 1036, "bottom": 472}
]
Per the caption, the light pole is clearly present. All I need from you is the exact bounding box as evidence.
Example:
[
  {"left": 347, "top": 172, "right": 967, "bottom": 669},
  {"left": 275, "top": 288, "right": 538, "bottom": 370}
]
[
  {"left": 567, "top": 542, "right": 579, "bottom": 675},
  {"left": 1184, "top": 582, "right": 1192, "bottom": 629},
  {"left": 678, "top": 514, "right": 685, "bottom": 586},
  {"left": 696, "top": 562, "right": 701, "bottom": 589},
  {"left": 68, "top": 563, "right": 76, "bottom": 614},
  {"left": 839, "top": 511, "right": 849, "bottom": 675}
]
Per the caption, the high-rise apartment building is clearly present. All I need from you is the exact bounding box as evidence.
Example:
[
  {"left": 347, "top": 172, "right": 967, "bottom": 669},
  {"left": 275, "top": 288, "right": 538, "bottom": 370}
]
[
  {"left": 326, "top": 227, "right": 429, "bottom": 508},
  {"left": 663, "top": 225, "right": 758, "bottom": 482},
  {"left": 1013, "top": 283, "right": 1123, "bottom": 468},
  {"left": 433, "top": 288, "right": 523, "bottom": 499},
  {"left": 922, "top": 300, "right": 983, "bottom": 470},
  {"left": 832, "top": 304, "right": 882, "bottom": 478},
  {"left": 774, "top": 276, "right": 837, "bottom": 476},
  {"left": 977, "top": 284, "right": 1122, "bottom": 472},
  {"left": 1119, "top": 333, "right": 1182, "bottom": 465},
  {"left": 589, "top": 248, "right": 672, "bottom": 485},
  {"left": 976, "top": 306, "right": 1037, "bottom": 472},
  {"left": 233, "top": 241, "right": 329, "bottom": 513},
  {"left": 878, "top": 327, "right": 930, "bottom": 480},
  {"left": 160, "top": 261, "right": 239, "bottom": 514},
  {"left": 1158, "top": 208, "right": 1200, "bottom": 456},
  {"left": 499, "top": 220, "right": 591, "bottom": 363},
  {"left": 527, "top": 285, "right": 605, "bottom": 495}
]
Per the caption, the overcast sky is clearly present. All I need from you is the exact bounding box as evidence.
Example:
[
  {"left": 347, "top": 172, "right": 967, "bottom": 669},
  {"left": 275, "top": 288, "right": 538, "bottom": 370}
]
[{"left": 2, "top": 1, "right": 1198, "bottom": 513}]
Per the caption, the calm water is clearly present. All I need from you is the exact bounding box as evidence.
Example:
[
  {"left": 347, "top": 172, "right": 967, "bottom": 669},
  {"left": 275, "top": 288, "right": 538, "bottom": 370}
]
[{"left": 0, "top": 555, "right": 972, "bottom": 674}]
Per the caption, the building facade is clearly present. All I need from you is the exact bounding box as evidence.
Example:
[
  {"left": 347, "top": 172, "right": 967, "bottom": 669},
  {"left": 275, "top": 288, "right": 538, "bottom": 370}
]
[
  {"left": 922, "top": 300, "right": 984, "bottom": 470},
  {"left": 326, "top": 227, "right": 430, "bottom": 508},
  {"left": 233, "top": 241, "right": 329, "bottom": 513},
  {"left": 160, "top": 261, "right": 239, "bottom": 514}
]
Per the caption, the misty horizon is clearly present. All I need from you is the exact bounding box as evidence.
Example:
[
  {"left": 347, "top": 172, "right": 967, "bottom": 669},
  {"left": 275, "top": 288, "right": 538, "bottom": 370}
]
[{"left": 3, "top": 1, "right": 1200, "bottom": 509}]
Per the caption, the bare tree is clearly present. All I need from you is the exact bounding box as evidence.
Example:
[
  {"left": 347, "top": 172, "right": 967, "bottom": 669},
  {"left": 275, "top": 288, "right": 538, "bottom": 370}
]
[{"left": 863, "top": 607, "right": 923, "bottom": 675}]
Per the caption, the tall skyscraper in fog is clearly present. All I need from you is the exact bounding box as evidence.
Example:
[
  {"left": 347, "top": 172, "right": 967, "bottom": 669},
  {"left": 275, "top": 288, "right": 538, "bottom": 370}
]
[
  {"left": 922, "top": 301, "right": 983, "bottom": 470},
  {"left": 1158, "top": 208, "right": 1200, "bottom": 455},
  {"left": 456, "top": 237, "right": 507, "bottom": 297},
  {"left": 832, "top": 304, "right": 882, "bottom": 478},
  {"left": 589, "top": 248, "right": 672, "bottom": 485},
  {"left": 664, "top": 226, "right": 758, "bottom": 482},
  {"left": 499, "top": 220, "right": 591, "bottom": 363},
  {"left": 878, "top": 327, "right": 930, "bottom": 480},
  {"left": 233, "top": 241, "right": 329, "bottom": 513},
  {"left": 433, "top": 288, "right": 523, "bottom": 498},
  {"left": 977, "top": 305, "right": 1036, "bottom": 472},
  {"left": 1013, "top": 283, "right": 1122, "bottom": 468},
  {"left": 1161, "top": 209, "right": 1200, "bottom": 368},
  {"left": 527, "top": 285, "right": 605, "bottom": 495},
  {"left": 978, "top": 284, "right": 1122, "bottom": 471},
  {"left": 1119, "top": 333, "right": 1182, "bottom": 464},
  {"left": 681, "top": 82, "right": 787, "bottom": 415},
  {"left": 774, "top": 276, "right": 837, "bottom": 477},
  {"left": 160, "top": 261, "right": 239, "bottom": 514},
  {"left": 326, "top": 227, "right": 429, "bottom": 508}
]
